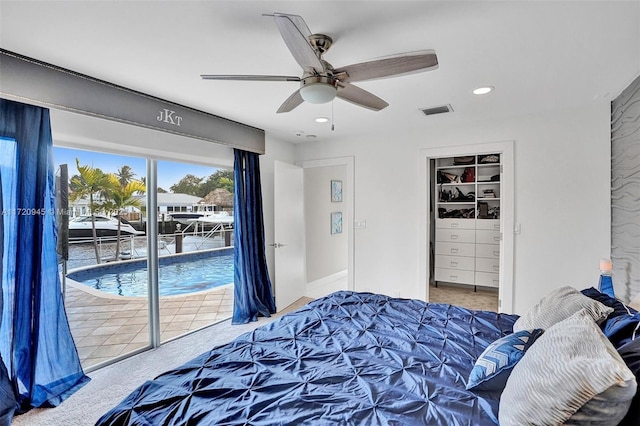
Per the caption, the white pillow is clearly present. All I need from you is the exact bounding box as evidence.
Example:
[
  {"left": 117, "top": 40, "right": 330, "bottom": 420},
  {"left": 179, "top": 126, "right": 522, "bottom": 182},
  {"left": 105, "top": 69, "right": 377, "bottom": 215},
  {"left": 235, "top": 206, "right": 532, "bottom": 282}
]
[
  {"left": 513, "top": 285, "right": 612, "bottom": 331},
  {"left": 499, "top": 309, "right": 637, "bottom": 425}
]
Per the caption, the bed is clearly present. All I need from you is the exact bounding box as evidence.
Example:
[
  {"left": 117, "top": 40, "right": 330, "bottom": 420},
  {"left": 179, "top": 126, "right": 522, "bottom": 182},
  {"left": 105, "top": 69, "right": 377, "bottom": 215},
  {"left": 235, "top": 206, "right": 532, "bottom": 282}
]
[{"left": 97, "top": 289, "right": 640, "bottom": 426}]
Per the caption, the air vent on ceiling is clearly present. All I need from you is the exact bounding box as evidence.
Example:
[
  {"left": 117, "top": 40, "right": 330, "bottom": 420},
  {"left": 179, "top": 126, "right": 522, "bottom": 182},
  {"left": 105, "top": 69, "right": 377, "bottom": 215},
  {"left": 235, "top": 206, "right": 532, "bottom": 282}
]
[{"left": 420, "top": 104, "right": 453, "bottom": 116}]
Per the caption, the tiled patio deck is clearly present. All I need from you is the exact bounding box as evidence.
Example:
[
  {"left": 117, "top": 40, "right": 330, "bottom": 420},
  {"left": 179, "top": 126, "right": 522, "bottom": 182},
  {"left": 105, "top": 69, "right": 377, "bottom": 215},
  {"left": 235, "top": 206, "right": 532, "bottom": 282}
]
[{"left": 64, "top": 279, "right": 234, "bottom": 369}]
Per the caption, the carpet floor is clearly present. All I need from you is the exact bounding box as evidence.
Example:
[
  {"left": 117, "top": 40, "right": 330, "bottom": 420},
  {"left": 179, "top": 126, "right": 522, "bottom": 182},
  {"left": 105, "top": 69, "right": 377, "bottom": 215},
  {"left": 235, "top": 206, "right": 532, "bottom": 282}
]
[{"left": 429, "top": 282, "right": 499, "bottom": 311}]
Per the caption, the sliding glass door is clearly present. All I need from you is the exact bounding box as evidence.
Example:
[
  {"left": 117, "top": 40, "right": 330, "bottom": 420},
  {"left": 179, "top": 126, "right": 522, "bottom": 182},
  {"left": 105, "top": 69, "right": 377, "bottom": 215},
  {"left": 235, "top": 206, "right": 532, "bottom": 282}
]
[
  {"left": 55, "top": 147, "right": 150, "bottom": 369},
  {"left": 55, "top": 147, "right": 235, "bottom": 370},
  {"left": 155, "top": 160, "right": 234, "bottom": 344}
]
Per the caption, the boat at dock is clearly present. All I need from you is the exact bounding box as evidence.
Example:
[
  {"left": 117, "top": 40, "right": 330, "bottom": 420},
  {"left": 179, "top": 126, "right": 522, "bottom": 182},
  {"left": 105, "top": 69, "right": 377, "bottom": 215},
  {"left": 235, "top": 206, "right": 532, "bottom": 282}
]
[
  {"left": 68, "top": 215, "right": 145, "bottom": 239},
  {"left": 168, "top": 203, "right": 218, "bottom": 226},
  {"left": 185, "top": 211, "right": 233, "bottom": 227}
]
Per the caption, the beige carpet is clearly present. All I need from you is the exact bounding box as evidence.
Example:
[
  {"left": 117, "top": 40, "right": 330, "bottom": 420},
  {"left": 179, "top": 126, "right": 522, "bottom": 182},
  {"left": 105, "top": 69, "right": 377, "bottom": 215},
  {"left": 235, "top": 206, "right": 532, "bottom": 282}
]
[{"left": 429, "top": 283, "right": 499, "bottom": 311}]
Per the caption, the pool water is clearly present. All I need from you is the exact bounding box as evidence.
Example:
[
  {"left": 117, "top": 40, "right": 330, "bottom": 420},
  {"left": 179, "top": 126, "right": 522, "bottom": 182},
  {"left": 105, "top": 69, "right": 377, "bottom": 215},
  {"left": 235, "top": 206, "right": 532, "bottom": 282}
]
[{"left": 68, "top": 250, "right": 234, "bottom": 297}]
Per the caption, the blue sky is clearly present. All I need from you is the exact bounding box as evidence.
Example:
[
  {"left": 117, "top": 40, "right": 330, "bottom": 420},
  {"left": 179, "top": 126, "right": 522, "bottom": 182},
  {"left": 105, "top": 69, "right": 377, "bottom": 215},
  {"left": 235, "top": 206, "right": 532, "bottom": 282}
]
[{"left": 53, "top": 147, "right": 222, "bottom": 191}]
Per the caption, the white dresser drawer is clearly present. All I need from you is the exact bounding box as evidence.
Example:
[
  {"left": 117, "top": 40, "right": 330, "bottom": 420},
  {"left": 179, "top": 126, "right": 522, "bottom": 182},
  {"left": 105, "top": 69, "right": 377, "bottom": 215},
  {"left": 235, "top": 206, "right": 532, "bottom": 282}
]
[
  {"left": 476, "top": 243, "right": 500, "bottom": 259},
  {"left": 475, "top": 272, "right": 499, "bottom": 288},
  {"left": 476, "top": 219, "right": 500, "bottom": 230},
  {"left": 476, "top": 257, "right": 500, "bottom": 273},
  {"left": 436, "top": 228, "right": 475, "bottom": 243},
  {"left": 435, "top": 268, "right": 475, "bottom": 285},
  {"left": 435, "top": 255, "right": 475, "bottom": 271},
  {"left": 476, "top": 229, "right": 500, "bottom": 244},
  {"left": 436, "top": 218, "right": 476, "bottom": 230},
  {"left": 435, "top": 242, "right": 475, "bottom": 257}
]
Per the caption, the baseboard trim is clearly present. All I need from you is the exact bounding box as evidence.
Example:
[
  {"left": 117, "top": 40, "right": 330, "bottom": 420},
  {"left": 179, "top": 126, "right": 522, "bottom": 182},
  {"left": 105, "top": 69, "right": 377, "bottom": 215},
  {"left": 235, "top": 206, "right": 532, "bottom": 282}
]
[{"left": 305, "top": 270, "right": 348, "bottom": 299}]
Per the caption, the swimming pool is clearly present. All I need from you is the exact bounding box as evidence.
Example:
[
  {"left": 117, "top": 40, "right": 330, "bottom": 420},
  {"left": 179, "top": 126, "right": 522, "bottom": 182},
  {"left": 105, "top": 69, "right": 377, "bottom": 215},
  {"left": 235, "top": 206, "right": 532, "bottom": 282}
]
[{"left": 67, "top": 248, "right": 234, "bottom": 297}]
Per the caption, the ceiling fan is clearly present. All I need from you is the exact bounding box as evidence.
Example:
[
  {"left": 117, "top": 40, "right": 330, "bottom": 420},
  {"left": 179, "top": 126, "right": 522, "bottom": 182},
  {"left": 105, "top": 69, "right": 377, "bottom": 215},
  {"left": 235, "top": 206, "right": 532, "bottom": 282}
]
[{"left": 201, "top": 12, "right": 438, "bottom": 113}]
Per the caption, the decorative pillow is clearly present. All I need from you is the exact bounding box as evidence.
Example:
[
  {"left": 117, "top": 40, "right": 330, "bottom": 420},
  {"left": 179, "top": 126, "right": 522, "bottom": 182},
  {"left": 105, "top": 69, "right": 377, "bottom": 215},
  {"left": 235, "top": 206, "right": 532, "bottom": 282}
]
[
  {"left": 513, "top": 285, "right": 613, "bottom": 332},
  {"left": 581, "top": 287, "right": 637, "bottom": 318},
  {"left": 499, "top": 309, "right": 637, "bottom": 426},
  {"left": 466, "top": 329, "right": 543, "bottom": 391},
  {"left": 617, "top": 337, "right": 640, "bottom": 426}
]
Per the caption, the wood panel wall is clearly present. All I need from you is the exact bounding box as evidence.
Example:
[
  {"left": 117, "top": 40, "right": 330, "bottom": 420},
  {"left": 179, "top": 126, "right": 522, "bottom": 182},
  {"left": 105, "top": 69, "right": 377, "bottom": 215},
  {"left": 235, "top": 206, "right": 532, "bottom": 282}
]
[{"left": 611, "top": 74, "right": 640, "bottom": 302}]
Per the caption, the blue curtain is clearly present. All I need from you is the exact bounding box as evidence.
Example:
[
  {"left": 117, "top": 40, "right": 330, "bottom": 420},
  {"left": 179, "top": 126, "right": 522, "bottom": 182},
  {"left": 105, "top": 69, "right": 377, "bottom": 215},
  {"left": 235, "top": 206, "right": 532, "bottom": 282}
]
[
  {"left": 232, "top": 149, "right": 276, "bottom": 324},
  {"left": 0, "top": 144, "right": 17, "bottom": 426},
  {"left": 0, "top": 99, "right": 89, "bottom": 420}
]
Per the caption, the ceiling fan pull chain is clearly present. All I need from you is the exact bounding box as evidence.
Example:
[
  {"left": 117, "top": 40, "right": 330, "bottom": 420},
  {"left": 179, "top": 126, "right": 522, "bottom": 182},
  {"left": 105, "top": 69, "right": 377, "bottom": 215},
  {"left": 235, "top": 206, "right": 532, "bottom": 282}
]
[{"left": 331, "top": 100, "right": 335, "bottom": 131}]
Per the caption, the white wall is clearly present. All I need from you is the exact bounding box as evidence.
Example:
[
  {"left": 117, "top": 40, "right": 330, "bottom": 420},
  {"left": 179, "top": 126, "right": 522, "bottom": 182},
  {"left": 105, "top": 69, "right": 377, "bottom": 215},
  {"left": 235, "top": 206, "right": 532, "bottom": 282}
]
[
  {"left": 51, "top": 101, "right": 612, "bottom": 316},
  {"left": 304, "top": 165, "right": 348, "bottom": 282},
  {"left": 292, "top": 103, "right": 612, "bottom": 315}
]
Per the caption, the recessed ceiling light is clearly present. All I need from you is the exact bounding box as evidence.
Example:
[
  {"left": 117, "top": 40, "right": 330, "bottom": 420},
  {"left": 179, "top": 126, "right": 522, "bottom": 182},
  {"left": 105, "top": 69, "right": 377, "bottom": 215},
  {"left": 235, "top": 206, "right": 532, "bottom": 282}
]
[
  {"left": 315, "top": 117, "right": 329, "bottom": 123},
  {"left": 472, "top": 86, "right": 494, "bottom": 95}
]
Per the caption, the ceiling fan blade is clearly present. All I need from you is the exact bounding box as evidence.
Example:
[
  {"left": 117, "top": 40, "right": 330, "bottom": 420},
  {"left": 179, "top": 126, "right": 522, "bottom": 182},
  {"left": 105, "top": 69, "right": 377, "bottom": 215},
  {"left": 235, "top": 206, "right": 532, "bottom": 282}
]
[
  {"left": 336, "top": 82, "right": 389, "bottom": 111},
  {"left": 270, "top": 13, "right": 324, "bottom": 72},
  {"left": 276, "top": 88, "right": 304, "bottom": 113},
  {"left": 270, "top": 12, "right": 312, "bottom": 38},
  {"left": 201, "top": 74, "right": 301, "bottom": 82},
  {"left": 334, "top": 50, "right": 438, "bottom": 83}
]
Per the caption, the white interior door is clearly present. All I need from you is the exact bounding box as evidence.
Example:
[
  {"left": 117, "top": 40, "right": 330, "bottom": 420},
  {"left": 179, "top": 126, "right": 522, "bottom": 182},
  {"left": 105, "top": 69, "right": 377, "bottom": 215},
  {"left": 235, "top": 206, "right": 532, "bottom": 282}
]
[{"left": 273, "top": 160, "right": 306, "bottom": 311}]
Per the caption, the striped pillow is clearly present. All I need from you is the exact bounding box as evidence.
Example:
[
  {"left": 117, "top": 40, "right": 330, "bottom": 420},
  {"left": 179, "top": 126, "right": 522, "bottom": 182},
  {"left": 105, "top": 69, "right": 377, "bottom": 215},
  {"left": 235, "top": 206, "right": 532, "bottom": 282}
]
[
  {"left": 499, "top": 309, "right": 637, "bottom": 425},
  {"left": 513, "top": 286, "right": 613, "bottom": 332},
  {"left": 466, "top": 329, "right": 544, "bottom": 391}
]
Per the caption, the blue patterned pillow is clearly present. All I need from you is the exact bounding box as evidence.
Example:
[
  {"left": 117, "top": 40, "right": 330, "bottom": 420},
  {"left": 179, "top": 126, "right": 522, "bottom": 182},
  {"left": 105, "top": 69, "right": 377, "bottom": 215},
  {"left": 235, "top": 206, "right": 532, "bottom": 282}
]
[{"left": 466, "top": 329, "right": 544, "bottom": 391}]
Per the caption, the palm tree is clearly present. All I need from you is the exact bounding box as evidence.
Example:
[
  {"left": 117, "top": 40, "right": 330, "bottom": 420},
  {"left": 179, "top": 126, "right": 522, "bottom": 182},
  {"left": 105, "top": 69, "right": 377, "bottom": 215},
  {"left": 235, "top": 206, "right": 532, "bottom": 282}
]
[
  {"left": 69, "top": 158, "right": 118, "bottom": 263},
  {"left": 116, "top": 165, "right": 136, "bottom": 186},
  {"left": 104, "top": 175, "right": 146, "bottom": 260}
]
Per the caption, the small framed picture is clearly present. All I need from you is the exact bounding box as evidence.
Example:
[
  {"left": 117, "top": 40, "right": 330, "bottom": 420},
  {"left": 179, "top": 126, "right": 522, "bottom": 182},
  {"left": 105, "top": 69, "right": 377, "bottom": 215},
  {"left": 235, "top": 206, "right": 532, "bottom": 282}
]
[
  {"left": 331, "top": 180, "right": 343, "bottom": 202},
  {"left": 331, "top": 212, "right": 342, "bottom": 235}
]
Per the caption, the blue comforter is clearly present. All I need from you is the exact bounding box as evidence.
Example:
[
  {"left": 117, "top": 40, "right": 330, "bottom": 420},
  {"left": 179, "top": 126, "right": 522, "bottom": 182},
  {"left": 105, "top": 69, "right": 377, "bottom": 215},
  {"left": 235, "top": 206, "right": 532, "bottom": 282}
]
[{"left": 97, "top": 291, "right": 517, "bottom": 425}]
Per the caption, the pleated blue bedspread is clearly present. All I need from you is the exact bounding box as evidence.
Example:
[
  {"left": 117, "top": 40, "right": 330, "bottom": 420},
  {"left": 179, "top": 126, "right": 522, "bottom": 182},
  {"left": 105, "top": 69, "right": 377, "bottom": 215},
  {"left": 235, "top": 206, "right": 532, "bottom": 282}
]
[{"left": 97, "top": 291, "right": 518, "bottom": 425}]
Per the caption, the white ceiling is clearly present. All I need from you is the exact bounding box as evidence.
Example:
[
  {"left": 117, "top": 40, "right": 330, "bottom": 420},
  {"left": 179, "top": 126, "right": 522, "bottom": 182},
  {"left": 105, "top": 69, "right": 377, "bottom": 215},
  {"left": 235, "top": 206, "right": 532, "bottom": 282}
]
[{"left": 1, "top": 1, "right": 639, "bottom": 144}]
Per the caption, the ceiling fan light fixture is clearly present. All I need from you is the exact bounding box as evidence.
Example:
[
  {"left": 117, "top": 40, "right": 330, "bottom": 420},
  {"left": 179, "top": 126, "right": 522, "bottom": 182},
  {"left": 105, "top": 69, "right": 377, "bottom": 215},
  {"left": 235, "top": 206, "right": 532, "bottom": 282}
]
[
  {"left": 300, "top": 82, "right": 337, "bottom": 104},
  {"left": 315, "top": 116, "right": 330, "bottom": 123}
]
